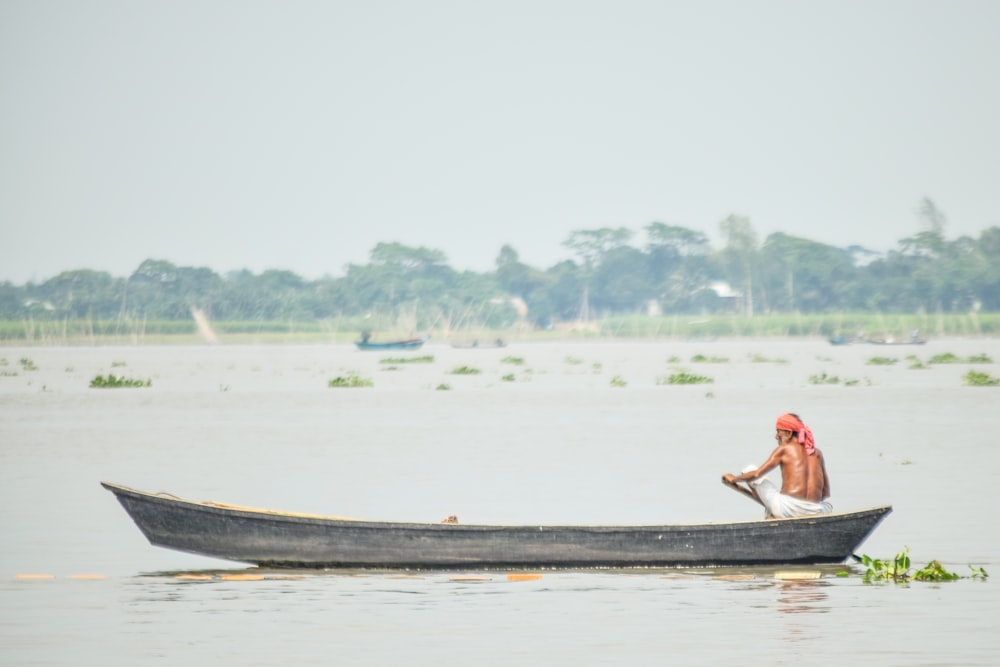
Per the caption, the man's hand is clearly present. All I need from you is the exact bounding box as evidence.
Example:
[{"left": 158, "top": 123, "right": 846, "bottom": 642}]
[{"left": 722, "top": 473, "right": 738, "bottom": 484}]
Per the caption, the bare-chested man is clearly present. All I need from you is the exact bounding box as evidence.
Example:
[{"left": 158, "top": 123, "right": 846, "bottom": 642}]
[{"left": 723, "top": 413, "right": 832, "bottom": 518}]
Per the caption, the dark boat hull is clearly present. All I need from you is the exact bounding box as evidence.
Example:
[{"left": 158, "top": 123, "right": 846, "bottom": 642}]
[{"left": 102, "top": 482, "right": 891, "bottom": 569}]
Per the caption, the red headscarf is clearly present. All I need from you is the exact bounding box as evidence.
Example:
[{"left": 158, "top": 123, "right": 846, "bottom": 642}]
[{"left": 776, "top": 413, "right": 815, "bottom": 455}]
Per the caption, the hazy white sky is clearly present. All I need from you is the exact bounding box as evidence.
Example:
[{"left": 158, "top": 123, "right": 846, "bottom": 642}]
[{"left": 2, "top": 0, "right": 998, "bottom": 283}]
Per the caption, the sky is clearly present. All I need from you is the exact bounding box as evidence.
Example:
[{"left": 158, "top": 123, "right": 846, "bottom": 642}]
[{"left": 1, "top": 0, "right": 998, "bottom": 284}]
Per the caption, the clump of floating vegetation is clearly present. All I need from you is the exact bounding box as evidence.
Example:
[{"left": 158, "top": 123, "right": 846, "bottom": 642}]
[
  {"left": 658, "top": 372, "right": 713, "bottom": 385},
  {"left": 928, "top": 353, "right": 961, "bottom": 364},
  {"left": 564, "top": 356, "right": 584, "bottom": 365},
  {"left": 449, "top": 366, "right": 481, "bottom": 375},
  {"left": 90, "top": 374, "right": 151, "bottom": 388},
  {"left": 963, "top": 370, "right": 1000, "bottom": 386},
  {"left": 20, "top": 358, "right": 38, "bottom": 371},
  {"left": 749, "top": 354, "right": 787, "bottom": 363},
  {"left": 111, "top": 361, "right": 127, "bottom": 368},
  {"left": 927, "top": 352, "right": 992, "bottom": 365},
  {"left": 809, "top": 372, "right": 868, "bottom": 386},
  {"left": 501, "top": 356, "right": 525, "bottom": 365},
  {"left": 667, "top": 355, "right": 682, "bottom": 364},
  {"left": 328, "top": 372, "right": 373, "bottom": 388},
  {"left": 380, "top": 355, "right": 434, "bottom": 364},
  {"left": 860, "top": 547, "right": 988, "bottom": 583},
  {"left": 501, "top": 373, "right": 516, "bottom": 382},
  {"left": 609, "top": 375, "right": 627, "bottom": 387},
  {"left": 905, "top": 354, "right": 927, "bottom": 369},
  {"left": 866, "top": 357, "right": 898, "bottom": 365},
  {"left": 435, "top": 383, "right": 452, "bottom": 391},
  {"left": 691, "top": 354, "right": 729, "bottom": 363}
]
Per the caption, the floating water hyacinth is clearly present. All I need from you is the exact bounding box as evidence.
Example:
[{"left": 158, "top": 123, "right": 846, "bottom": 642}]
[
  {"left": 328, "top": 372, "right": 373, "bottom": 388},
  {"left": 90, "top": 374, "right": 151, "bottom": 388}
]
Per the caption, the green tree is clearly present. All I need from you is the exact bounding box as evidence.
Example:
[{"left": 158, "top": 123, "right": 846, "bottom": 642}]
[
  {"left": 644, "top": 222, "right": 712, "bottom": 312},
  {"left": 975, "top": 227, "right": 1000, "bottom": 310},
  {"left": 562, "top": 227, "right": 633, "bottom": 320},
  {"left": 719, "top": 215, "right": 758, "bottom": 316},
  {"left": 758, "top": 233, "right": 858, "bottom": 312},
  {"left": 590, "top": 246, "right": 656, "bottom": 314},
  {"left": 34, "top": 269, "right": 125, "bottom": 319}
]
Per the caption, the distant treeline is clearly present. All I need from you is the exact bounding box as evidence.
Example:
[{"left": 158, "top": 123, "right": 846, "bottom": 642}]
[{"left": 3, "top": 205, "right": 1000, "bottom": 340}]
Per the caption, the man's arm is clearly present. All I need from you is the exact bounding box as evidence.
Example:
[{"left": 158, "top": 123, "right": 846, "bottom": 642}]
[{"left": 724, "top": 446, "right": 784, "bottom": 484}]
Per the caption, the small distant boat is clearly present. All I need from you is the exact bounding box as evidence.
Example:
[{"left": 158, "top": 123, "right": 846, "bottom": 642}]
[
  {"left": 865, "top": 337, "right": 926, "bottom": 346},
  {"left": 830, "top": 331, "right": 926, "bottom": 346},
  {"left": 101, "top": 482, "right": 892, "bottom": 569},
  {"left": 355, "top": 336, "right": 427, "bottom": 351}
]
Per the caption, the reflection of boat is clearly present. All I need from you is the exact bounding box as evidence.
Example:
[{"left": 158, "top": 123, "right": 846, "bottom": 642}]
[
  {"left": 450, "top": 339, "right": 506, "bottom": 349},
  {"left": 355, "top": 336, "right": 427, "bottom": 351},
  {"left": 102, "top": 482, "right": 892, "bottom": 569}
]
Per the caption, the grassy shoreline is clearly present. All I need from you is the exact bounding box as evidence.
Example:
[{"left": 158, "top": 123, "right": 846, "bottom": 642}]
[{"left": 2, "top": 312, "right": 999, "bottom": 346}]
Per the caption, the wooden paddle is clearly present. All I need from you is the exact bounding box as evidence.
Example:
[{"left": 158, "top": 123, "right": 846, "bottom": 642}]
[{"left": 722, "top": 476, "right": 765, "bottom": 508}]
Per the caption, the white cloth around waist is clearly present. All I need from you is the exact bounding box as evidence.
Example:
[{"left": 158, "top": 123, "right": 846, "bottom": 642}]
[{"left": 742, "top": 465, "right": 832, "bottom": 518}]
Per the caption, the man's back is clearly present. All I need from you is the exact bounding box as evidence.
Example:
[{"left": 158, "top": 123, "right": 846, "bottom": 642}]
[{"left": 778, "top": 443, "right": 829, "bottom": 502}]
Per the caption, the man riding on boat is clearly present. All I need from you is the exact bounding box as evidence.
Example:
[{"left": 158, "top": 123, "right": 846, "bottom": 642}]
[{"left": 723, "top": 413, "right": 832, "bottom": 518}]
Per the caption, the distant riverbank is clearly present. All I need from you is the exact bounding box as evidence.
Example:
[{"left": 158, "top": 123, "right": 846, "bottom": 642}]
[{"left": 2, "top": 312, "right": 998, "bottom": 346}]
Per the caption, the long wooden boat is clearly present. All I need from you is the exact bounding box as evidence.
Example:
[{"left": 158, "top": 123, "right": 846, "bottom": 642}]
[
  {"left": 355, "top": 337, "right": 426, "bottom": 351},
  {"left": 102, "top": 482, "right": 891, "bottom": 569}
]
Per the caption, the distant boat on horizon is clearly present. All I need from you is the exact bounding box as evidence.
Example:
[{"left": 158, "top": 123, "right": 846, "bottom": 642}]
[{"left": 355, "top": 335, "right": 428, "bottom": 351}]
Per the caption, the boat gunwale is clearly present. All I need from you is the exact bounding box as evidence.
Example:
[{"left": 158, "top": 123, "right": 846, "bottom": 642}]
[{"left": 101, "top": 481, "right": 892, "bottom": 531}]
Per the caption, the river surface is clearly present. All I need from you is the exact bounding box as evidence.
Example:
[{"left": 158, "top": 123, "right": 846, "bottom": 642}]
[{"left": 2, "top": 339, "right": 998, "bottom": 666}]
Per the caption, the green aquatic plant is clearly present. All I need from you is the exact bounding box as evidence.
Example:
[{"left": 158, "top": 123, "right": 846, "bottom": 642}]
[
  {"left": 564, "top": 356, "right": 584, "bottom": 365},
  {"left": 19, "top": 357, "right": 38, "bottom": 371},
  {"left": 449, "top": 366, "right": 481, "bottom": 375},
  {"left": 963, "top": 370, "right": 1000, "bottom": 386},
  {"left": 808, "top": 371, "right": 840, "bottom": 385},
  {"left": 501, "top": 373, "right": 516, "bottom": 382},
  {"left": 861, "top": 547, "right": 988, "bottom": 583},
  {"left": 929, "top": 352, "right": 993, "bottom": 365},
  {"left": 89, "top": 374, "right": 151, "bottom": 388},
  {"left": 435, "top": 383, "right": 451, "bottom": 391},
  {"left": 928, "top": 352, "right": 961, "bottom": 364},
  {"left": 691, "top": 354, "right": 729, "bottom": 363},
  {"left": 658, "top": 372, "right": 713, "bottom": 385},
  {"left": 609, "top": 375, "right": 627, "bottom": 387},
  {"left": 866, "top": 357, "right": 898, "bottom": 365},
  {"left": 380, "top": 355, "right": 434, "bottom": 364},
  {"left": 501, "top": 356, "right": 525, "bottom": 365},
  {"left": 328, "top": 372, "right": 373, "bottom": 388},
  {"left": 111, "top": 361, "right": 127, "bottom": 367},
  {"left": 749, "top": 354, "right": 787, "bottom": 364}
]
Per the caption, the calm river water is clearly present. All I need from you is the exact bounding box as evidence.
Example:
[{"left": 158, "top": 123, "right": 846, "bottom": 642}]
[{"left": 2, "top": 338, "right": 998, "bottom": 666}]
